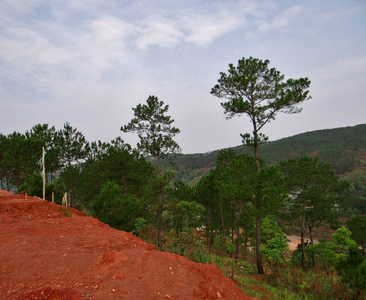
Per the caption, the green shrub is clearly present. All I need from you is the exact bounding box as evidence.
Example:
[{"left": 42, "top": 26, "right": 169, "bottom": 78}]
[
  {"left": 335, "top": 245, "right": 366, "bottom": 299},
  {"left": 92, "top": 180, "right": 143, "bottom": 231},
  {"left": 290, "top": 242, "right": 316, "bottom": 270},
  {"left": 18, "top": 173, "right": 43, "bottom": 197},
  {"left": 212, "top": 234, "right": 235, "bottom": 255},
  {"left": 132, "top": 217, "right": 146, "bottom": 236}
]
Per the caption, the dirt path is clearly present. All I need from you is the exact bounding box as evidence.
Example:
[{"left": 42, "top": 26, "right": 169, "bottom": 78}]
[
  {"left": 285, "top": 235, "right": 319, "bottom": 251},
  {"left": 0, "top": 190, "right": 255, "bottom": 299}
]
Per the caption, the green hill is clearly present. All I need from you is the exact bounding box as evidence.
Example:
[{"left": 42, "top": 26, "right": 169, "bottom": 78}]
[{"left": 164, "top": 124, "right": 366, "bottom": 187}]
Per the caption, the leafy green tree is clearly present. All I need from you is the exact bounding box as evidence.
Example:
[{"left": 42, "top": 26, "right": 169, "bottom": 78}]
[
  {"left": 214, "top": 151, "right": 287, "bottom": 260},
  {"left": 335, "top": 245, "right": 366, "bottom": 300},
  {"left": 214, "top": 150, "right": 238, "bottom": 244},
  {"left": 176, "top": 200, "right": 205, "bottom": 231},
  {"left": 18, "top": 173, "right": 67, "bottom": 203},
  {"left": 0, "top": 124, "right": 61, "bottom": 192},
  {"left": 76, "top": 139, "right": 152, "bottom": 208},
  {"left": 347, "top": 215, "right": 366, "bottom": 255},
  {"left": 28, "top": 124, "right": 61, "bottom": 183},
  {"left": 0, "top": 133, "right": 11, "bottom": 190},
  {"left": 280, "top": 156, "right": 348, "bottom": 271},
  {"left": 18, "top": 173, "right": 43, "bottom": 197},
  {"left": 261, "top": 233, "right": 289, "bottom": 287},
  {"left": 261, "top": 215, "right": 284, "bottom": 244},
  {"left": 311, "top": 239, "right": 337, "bottom": 270},
  {"left": 260, "top": 215, "right": 289, "bottom": 287},
  {"left": 45, "top": 177, "right": 66, "bottom": 204},
  {"left": 290, "top": 242, "right": 317, "bottom": 270},
  {"left": 121, "top": 95, "right": 180, "bottom": 248},
  {"left": 194, "top": 172, "right": 221, "bottom": 249},
  {"left": 92, "top": 180, "right": 143, "bottom": 231},
  {"left": 0, "top": 132, "right": 40, "bottom": 190},
  {"left": 58, "top": 121, "right": 89, "bottom": 207},
  {"left": 292, "top": 226, "right": 359, "bottom": 271},
  {"left": 211, "top": 56, "right": 311, "bottom": 273},
  {"left": 214, "top": 151, "right": 255, "bottom": 257},
  {"left": 333, "top": 226, "right": 358, "bottom": 256},
  {"left": 87, "top": 140, "right": 111, "bottom": 161},
  {"left": 166, "top": 181, "right": 204, "bottom": 236},
  {"left": 142, "top": 169, "right": 176, "bottom": 246},
  {"left": 260, "top": 232, "right": 289, "bottom": 265}
]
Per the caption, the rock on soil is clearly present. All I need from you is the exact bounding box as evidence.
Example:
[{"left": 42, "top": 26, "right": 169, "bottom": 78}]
[{"left": 0, "top": 190, "right": 255, "bottom": 299}]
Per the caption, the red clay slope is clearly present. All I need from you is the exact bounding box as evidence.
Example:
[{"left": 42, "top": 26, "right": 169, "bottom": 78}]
[{"left": 0, "top": 190, "right": 254, "bottom": 300}]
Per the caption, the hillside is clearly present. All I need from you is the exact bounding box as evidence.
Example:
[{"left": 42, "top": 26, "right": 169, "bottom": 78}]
[
  {"left": 0, "top": 190, "right": 254, "bottom": 299},
  {"left": 167, "top": 124, "right": 366, "bottom": 186}
]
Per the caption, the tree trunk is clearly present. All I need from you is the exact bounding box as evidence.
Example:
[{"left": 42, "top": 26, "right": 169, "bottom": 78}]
[
  {"left": 236, "top": 201, "right": 243, "bottom": 263},
  {"left": 253, "top": 130, "right": 264, "bottom": 274},
  {"left": 121, "top": 167, "right": 127, "bottom": 195},
  {"left": 308, "top": 224, "right": 314, "bottom": 244},
  {"left": 256, "top": 214, "right": 264, "bottom": 274},
  {"left": 157, "top": 194, "right": 163, "bottom": 248},
  {"left": 301, "top": 207, "right": 306, "bottom": 272},
  {"left": 15, "top": 167, "right": 21, "bottom": 190},
  {"left": 209, "top": 204, "right": 214, "bottom": 250},
  {"left": 236, "top": 232, "right": 240, "bottom": 263},
  {"left": 219, "top": 198, "right": 226, "bottom": 242},
  {"left": 6, "top": 177, "right": 10, "bottom": 191}
]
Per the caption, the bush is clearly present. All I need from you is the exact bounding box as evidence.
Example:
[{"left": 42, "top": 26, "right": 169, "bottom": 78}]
[
  {"left": 335, "top": 245, "right": 366, "bottom": 299},
  {"left": 92, "top": 180, "right": 143, "bottom": 231},
  {"left": 18, "top": 173, "right": 43, "bottom": 197},
  {"left": 260, "top": 233, "right": 289, "bottom": 265},
  {"left": 45, "top": 177, "right": 66, "bottom": 204},
  {"left": 212, "top": 234, "right": 235, "bottom": 255},
  {"left": 132, "top": 217, "right": 146, "bottom": 236},
  {"left": 290, "top": 242, "right": 316, "bottom": 270}
]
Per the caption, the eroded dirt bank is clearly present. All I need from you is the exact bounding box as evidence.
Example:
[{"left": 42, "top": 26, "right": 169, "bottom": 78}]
[{"left": 0, "top": 190, "right": 255, "bottom": 299}]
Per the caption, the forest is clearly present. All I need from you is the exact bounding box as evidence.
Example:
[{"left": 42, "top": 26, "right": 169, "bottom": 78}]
[{"left": 1, "top": 57, "right": 366, "bottom": 299}]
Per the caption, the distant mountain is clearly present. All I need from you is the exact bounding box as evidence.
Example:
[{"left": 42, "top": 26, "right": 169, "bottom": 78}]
[{"left": 163, "top": 124, "right": 366, "bottom": 186}]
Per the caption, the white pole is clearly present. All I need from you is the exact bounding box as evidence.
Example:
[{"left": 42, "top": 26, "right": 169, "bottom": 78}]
[{"left": 42, "top": 147, "right": 45, "bottom": 200}]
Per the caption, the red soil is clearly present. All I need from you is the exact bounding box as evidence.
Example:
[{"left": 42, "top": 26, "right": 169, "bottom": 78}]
[{"left": 0, "top": 190, "right": 255, "bottom": 300}]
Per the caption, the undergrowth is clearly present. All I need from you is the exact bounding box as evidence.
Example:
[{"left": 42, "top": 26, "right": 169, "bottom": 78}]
[{"left": 138, "top": 228, "right": 357, "bottom": 299}]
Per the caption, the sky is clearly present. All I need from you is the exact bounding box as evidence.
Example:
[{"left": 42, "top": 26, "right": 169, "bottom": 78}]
[{"left": 0, "top": 0, "right": 365, "bottom": 154}]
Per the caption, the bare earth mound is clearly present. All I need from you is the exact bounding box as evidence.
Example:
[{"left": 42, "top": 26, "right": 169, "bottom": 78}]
[{"left": 0, "top": 190, "right": 254, "bottom": 299}]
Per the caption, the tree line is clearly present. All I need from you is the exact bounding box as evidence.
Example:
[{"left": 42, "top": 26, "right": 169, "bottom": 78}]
[{"left": 1, "top": 57, "right": 365, "bottom": 297}]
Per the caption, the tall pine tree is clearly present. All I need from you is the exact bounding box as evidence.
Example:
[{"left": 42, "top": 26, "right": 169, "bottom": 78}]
[
  {"left": 211, "top": 56, "right": 311, "bottom": 273},
  {"left": 121, "top": 95, "right": 180, "bottom": 248}
]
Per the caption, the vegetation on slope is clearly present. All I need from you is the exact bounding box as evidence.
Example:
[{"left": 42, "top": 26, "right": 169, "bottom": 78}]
[{"left": 2, "top": 122, "right": 366, "bottom": 299}]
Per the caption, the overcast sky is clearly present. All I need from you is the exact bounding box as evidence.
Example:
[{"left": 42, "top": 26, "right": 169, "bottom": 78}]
[{"left": 1, "top": 1, "right": 365, "bottom": 154}]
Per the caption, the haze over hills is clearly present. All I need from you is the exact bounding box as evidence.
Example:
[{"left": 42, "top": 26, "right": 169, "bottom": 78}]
[{"left": 161, "top": 124, "right": 366, "bottom": 186}]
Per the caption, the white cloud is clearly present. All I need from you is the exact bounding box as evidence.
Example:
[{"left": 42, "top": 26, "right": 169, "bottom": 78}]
[
  {"left": 182, "top": 12, "right": 244, "bottom": 46},
  {"left": 0, "top": 26, "right": 72, "bottom": 87},
  {"left": 135, "top": 15, "right": 183, "bottom": 49},
  {"left": 69, "top": 16, "right": 137, "bottom": 80},
  {"left": 134, "top": 1, "right": 253, "bottom": 49},
  {"left": 0, "top": 12, "right": 139, "bottom": 91},
  {"left": 257, "top": 5, "right": 303, "bottom": 32},
  {"left": 90, "top": 15, "right": 136, "bottom": 42}
]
